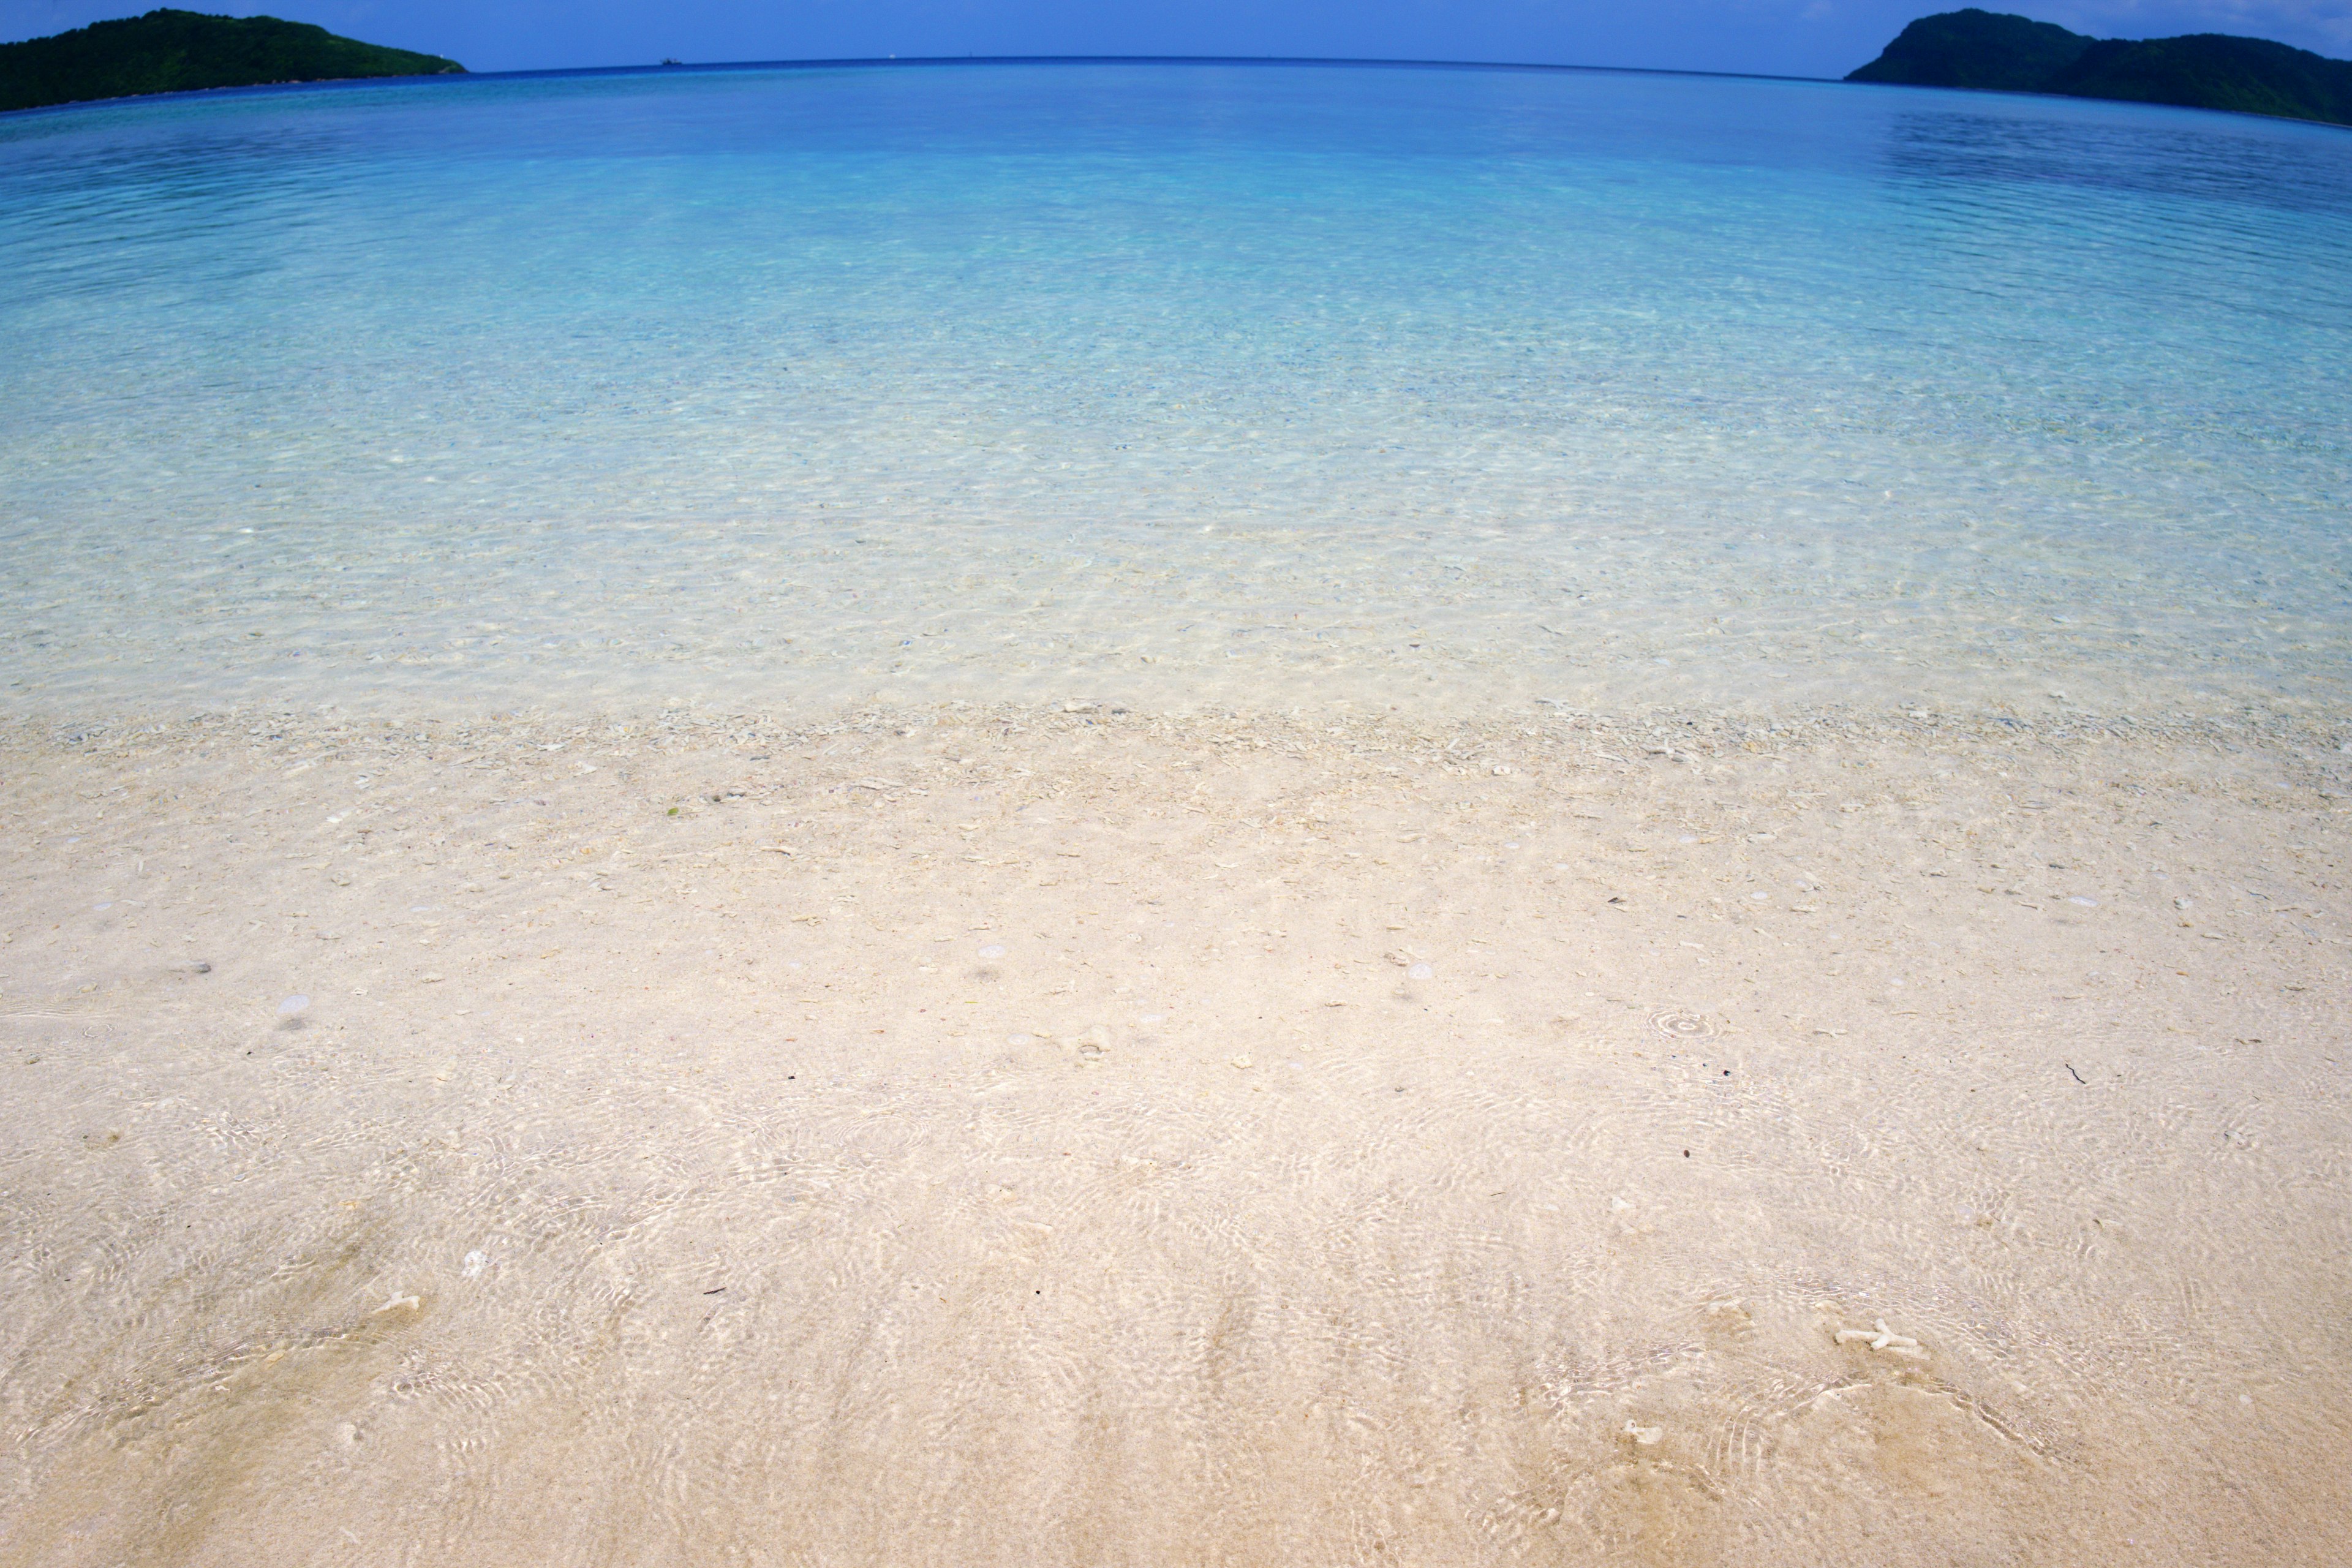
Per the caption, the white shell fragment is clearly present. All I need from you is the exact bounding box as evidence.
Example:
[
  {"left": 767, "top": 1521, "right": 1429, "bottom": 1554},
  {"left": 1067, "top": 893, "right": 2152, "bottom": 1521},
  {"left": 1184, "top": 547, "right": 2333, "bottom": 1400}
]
[{"left": 1834, "top": 1319, "right": 1927, "bottom": 1359}]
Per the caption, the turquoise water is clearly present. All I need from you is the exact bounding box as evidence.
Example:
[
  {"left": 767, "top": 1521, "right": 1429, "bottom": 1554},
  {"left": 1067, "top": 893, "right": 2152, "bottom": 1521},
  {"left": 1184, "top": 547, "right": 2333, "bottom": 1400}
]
[{"left": 3, "top": 62, "right": 2348, "bottom": 720}]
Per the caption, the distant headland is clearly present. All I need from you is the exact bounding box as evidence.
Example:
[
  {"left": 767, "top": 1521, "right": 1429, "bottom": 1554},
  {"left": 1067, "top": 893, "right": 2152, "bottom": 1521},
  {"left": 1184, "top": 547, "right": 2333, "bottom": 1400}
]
[
  {"left": 0, "top": 8, "right": 461, "bottom": 114},
  {"left": 1849, "top": 9, "right": 2352, "bottom": 127}
]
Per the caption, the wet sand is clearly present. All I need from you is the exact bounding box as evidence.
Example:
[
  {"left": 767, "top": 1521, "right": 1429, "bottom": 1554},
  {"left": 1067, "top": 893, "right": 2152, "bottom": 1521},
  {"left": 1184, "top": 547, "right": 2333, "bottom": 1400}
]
[{"left": 2, "top": 701, "right": 2348, "bottom": 1565}]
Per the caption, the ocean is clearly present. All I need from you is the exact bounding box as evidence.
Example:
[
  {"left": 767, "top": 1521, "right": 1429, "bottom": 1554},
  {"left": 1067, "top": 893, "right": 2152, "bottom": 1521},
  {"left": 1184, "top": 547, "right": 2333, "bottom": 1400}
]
[
  {"left": 4, "top": 62, "right": 2348, "bottom": 1568},
  {"left": 4, "top": 61, "right": 2348, "bottom": 722}
]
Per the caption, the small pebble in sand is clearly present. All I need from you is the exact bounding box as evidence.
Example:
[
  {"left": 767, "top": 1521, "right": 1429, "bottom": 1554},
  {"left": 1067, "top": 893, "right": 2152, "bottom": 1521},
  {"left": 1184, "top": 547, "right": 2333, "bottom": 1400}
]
[
  {"left": 279, "top": 995, "right": 310, "bottom": 1016},
  {"left": 2070, "top": 896, "right": 2098, "bottom": 907},
  {"left": 1624, "top": 1422, "right": 1663, "bottom": 1446},
  {"left": 462, "top": 1250, "right": 488, "bottom": 1279},
  {"left": 1408, "top": 963, "right": 1433, "bottom": 980},
  {"left": 979, "top": 944, "right": 1006, "bottom": 960}
]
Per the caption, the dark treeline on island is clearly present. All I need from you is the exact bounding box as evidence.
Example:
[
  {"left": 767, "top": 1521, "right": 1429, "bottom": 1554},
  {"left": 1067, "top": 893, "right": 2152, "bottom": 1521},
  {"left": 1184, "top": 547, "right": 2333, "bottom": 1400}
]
[
  {"left": 0, "top": 9, "right": 461, "bottom": 114},
  {"left": 1850, "top": 9, "right": 2352, "bottom": 127}
]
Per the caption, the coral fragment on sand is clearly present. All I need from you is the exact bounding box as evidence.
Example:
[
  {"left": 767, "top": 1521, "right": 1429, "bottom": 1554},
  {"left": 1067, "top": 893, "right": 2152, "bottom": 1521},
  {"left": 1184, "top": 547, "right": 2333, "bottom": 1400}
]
[{"left": 1835, "top": 1319, "right": 1927, "bottom": 1359}]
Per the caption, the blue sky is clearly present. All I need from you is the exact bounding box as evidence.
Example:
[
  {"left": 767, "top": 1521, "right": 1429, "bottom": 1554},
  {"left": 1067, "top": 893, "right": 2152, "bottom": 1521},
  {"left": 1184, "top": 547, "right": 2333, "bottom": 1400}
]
[{"left": 4, "top": 0, "right": 2347, "bottom": 77}]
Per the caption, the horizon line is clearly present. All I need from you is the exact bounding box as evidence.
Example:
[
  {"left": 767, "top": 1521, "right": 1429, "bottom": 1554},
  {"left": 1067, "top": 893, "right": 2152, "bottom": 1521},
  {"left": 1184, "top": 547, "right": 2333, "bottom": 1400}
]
[
  {"left": 463, "top": 54, "right": 1840, "bottom": 87},
  {"left": 0, "top": 51, "right": 1853, "bottom": 117}
]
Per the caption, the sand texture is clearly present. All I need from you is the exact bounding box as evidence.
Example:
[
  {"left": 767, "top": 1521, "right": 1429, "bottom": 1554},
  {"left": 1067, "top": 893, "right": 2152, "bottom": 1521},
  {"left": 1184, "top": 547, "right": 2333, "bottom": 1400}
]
[{"left": 2, "top": 703, "right": 2347, "bottom": 1565}]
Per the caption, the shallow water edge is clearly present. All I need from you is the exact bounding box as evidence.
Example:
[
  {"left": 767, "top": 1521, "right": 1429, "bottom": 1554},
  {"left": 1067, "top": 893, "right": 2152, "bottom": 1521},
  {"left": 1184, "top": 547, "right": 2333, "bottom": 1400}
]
[{"left": 2, "top": 703, "right": 2346, "bottom": 1566}]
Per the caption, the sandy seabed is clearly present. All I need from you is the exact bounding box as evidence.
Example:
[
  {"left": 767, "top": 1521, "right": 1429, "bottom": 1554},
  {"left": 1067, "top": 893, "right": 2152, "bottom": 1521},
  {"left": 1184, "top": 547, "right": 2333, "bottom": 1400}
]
[{"left": 2, "top": 700, "right": 2347, "bottom": 1566}]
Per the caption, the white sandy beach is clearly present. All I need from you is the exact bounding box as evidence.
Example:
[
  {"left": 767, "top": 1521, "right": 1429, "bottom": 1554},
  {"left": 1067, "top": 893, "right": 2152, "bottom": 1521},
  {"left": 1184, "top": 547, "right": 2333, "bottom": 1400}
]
[
  {"left": 7, "top": 51, "right": 2352, "bottom": 1567},
  {"left": 3, "top": 701, "right": 2345, "bottom": 1565}
]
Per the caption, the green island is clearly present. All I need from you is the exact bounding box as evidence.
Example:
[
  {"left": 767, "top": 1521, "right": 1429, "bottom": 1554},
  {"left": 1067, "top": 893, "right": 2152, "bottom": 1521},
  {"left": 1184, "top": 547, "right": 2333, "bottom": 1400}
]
[
  {"left": 1849, "top": 8, "right": 2352, "bottom": 127},
  {"left": 0, "top": 8, "right": 461, "bottom": 114}
]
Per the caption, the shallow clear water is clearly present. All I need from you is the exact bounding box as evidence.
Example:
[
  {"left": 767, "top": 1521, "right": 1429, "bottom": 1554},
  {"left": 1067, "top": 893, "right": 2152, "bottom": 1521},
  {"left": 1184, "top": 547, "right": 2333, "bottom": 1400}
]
[
  {"left": 7, "top": 74, "right": 2352, "bottom": 1565},
  {"left": 3, "top": 63, "right": 2350, "bottom": 720}
]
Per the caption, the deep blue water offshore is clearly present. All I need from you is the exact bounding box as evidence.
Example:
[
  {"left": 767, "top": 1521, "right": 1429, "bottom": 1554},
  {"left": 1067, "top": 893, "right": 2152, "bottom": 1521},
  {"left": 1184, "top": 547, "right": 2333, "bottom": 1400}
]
[{"left": 3, "top": 62, "right": 2348, "bottom": 720}]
